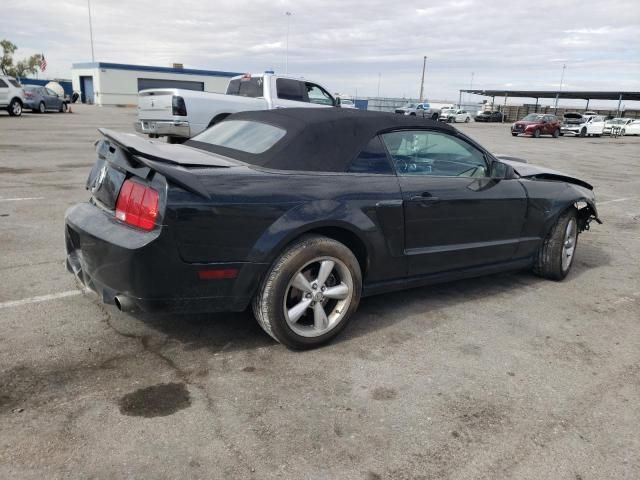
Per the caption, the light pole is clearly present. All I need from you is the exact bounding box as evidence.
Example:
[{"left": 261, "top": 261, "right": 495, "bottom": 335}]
[
  {"left": 554, "top": 63, "right": 566, "bottom": 110},
  {"left": 285, "top": 12, "right": 292, "bottom": 74},
  {"left": 88, "top": 0, "right": 95, "bottom": 62},
  {"left": 418, "top": 56, "right": 427, "bottom": 102},
  {"left": 377, "top": 72, "right": 381, "bottom": 99},
  {"left": 468, "top": 71, "right": 474, "bottom": 106}
]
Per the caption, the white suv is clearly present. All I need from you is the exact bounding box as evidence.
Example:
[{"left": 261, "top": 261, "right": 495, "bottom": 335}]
[{"left": 0, "top": 75, "right": 25, "bottom": 116}]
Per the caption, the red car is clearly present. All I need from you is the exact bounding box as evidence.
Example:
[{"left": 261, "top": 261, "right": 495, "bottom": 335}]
[{"left": 511, "top": 114, "right": 562, "bottom": 138}]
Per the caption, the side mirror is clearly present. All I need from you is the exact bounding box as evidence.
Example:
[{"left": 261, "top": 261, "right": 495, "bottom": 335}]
[{"left": 490, "top": 161, "right": 515, "bottom": 180}]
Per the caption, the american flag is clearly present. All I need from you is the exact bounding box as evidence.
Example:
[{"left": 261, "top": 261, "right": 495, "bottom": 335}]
[{"left": 39, "top": 54, "right": 47, "bottom": 72}]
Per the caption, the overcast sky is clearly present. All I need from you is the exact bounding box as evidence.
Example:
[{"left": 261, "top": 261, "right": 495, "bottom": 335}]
[{"left": 2, "top": 0, "right": 639, "bottom": 105}]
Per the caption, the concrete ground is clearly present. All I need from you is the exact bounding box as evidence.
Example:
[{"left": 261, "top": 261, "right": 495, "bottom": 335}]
[{"left": 0, "top": 105, "right": 638, "bottom": 480}]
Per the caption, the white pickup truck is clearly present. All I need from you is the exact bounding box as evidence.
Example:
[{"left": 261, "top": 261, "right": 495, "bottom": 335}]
[{"left": 135, "top": 73, "right": 338, "bottom": 142}]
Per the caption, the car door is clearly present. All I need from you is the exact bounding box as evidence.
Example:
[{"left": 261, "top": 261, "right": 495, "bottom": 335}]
[
  {"left": 304, "top": 82, "right": 336, "bottom": 109},
  {"left": 0, "top": 78, "right": 9, "bottom": 105},
  {"left": 588, "top": 116, "right": 605, "bottom": 134},
  {"left": 380, "top": 129, "right": 528, "bottom": 276},
  {"left": 45, "top": 88, "right": 62, "bottom": 110}
]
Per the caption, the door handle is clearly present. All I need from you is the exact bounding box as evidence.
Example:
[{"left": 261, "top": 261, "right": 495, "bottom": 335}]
[{"left": 410, "top": 193, "right": 439, "bottom": 202}]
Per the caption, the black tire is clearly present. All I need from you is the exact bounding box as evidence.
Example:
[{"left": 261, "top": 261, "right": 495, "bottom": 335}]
[
  {"left": 580, "top": 127, "right": 587, "bottom": 137},
  {"left": 252, "top": 235, "right": 362, "bottom": 349},
  {"left": 166, "top": 136, "right": 186, "bottom": 144},
  {"left": 511, "top": 132, "right": 518, "bottom": 137},
  {"left": 410, "top": 112, "right": 416, "bottom": 116},
  {"left": 533, "top": 129, "right": 541, "bottom": 138},
  {"left": 621, "top": 129, "right": 626, "bottom": 136},
  {"left": 553, "top": 128, "right": 560, "bottom": 138},
  {"left": 431, "top": 113, "right": 439, "bottom": 120},
  {"left": 465, "top": 117, "right": 470, "bottom": 123},
  {"left": 533, "top": 208, "right": 578, "bottom": 281},
  {"left": 8, "top": 98, "right": 22, "bottom": 116},
  {"left": 38, "top": 101, "right": 46, "bottom": 113},
  {"left": 59, "top": 102, "right": 68, "bottom": 113}
]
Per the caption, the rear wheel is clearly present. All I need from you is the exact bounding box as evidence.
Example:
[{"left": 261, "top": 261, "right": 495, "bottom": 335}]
[
  {"left": 8, "top": 99, "right": 22, "bottom": 116},
  {"left": 38, "top": 101, "right": 46, "bottom": 113},
  {"left": 533, "top": 129, "right": 541, "bottom": 138},
  {"left": 59, "top": 102, "right": 68, "bottom": 113},
  {"left": 534, "top": 208, "right": 578, "bottom": 280},
  {"left": 252, "top": 235, "right": 362, "bottom": 349},
  {"left": 465, "top": 116, "right": 470, "bottom": 123},
  {"left": 621, "top": 129, "right": 626, "bottom": 136},
  {"left": 553, "top": 128, "right": 560, "bottom": 138}
]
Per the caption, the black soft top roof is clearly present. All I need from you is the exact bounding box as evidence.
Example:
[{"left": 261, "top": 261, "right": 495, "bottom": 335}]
[{"left": 186, "top": 107, "right": 456, "bottom": 172}]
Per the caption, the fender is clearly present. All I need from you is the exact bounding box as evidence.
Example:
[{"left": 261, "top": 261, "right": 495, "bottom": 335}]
[{"left": 245, "top": 200, "right": 378, "bottom": 266}]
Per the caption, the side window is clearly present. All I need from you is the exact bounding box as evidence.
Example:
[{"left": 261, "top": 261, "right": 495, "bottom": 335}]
[
  {"left": 0, "top": 79, "right": 8, "bottom": 88},
  {"left": 305, "top": 83, "right": 334, "bottom": 105},
  {"left": 276, "top": 78, "right": 305, "bottom": 102},
  {"left": 8, "top": 79, "right": 21, "bottom": 88},
  {"left": 46, "top": 88, "right": 56, "bottom": 96},
  {"left": 381, "top": 130, "right": 488, "bottom": 177},
  {"left": 347, "top": 136, "right": 393, "bottom": 174}
]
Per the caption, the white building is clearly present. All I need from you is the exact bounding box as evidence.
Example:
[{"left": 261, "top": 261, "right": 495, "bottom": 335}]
[{"left": 71, "top": 62, "right": 241, "bottom": 106}]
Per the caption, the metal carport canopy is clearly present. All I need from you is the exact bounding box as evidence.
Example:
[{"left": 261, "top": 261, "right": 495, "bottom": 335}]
[{"left": 460, "top": 89, "right": 640, "bottom": 101}]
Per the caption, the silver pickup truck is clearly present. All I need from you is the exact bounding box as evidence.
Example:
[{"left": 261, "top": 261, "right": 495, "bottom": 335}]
[{"left": 135, "top": 73, "right": 338, "bottom": 142}]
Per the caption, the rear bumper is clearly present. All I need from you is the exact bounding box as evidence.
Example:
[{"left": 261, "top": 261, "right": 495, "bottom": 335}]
[
  {"left": 134, "top": 119, "right": 190, "bottom": 138},
  {"left": 65, "top": 202, "right": 264, "bottom": 313}
]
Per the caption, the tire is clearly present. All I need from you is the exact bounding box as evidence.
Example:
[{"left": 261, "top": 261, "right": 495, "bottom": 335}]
[
  {"left": 431, "top": 113, "right": 439, "bottom": 120},
  {"left": 465, "top": 117, "right": 470, "bottom": 123},
  {"left": 166, "top": 136, "right": 186, "bottom": 144},
  {"left": 533, "top": 208, "right": 578, "bottom": 281},
  {"left": 580, "top": 127, "right": 587, "bottom": 137},
  {"left": 8, "top": 98, "right": 22, "bottom": 116},
  {"left": 252, "top": 235, "right": 362, "bottom": 349},
  {"left": 59, "top": 102, "right": 68, "bottom": 113},
  {"left": 553, "top": 128, "right": 560, "bottom": 138},
  {"left": 621, "top": 129, "right": 626, "bottom": 136},
  {"left": 533, "top": 129, "right": 541, "bottom": 138},
  {"left": 511, "top": 132, "right": 518, "bottom": 137},
  {"left": 410, "top": 112, "right": 416, "bottom": 116},
  {"left": 38, "top": 101, "right": 46, "bottom": 113}
]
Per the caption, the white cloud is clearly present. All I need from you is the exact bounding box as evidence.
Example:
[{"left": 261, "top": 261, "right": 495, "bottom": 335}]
[{"left": 1, "top": 0, "right": 638, "bottom": 102}]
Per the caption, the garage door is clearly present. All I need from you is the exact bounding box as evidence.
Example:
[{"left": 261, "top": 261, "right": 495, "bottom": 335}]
[{"left": 137, "top": 78, "right": 205, "bottom": 92}]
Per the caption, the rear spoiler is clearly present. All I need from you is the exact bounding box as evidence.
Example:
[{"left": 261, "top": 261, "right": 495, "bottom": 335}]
[{"left": 98, "top": 129, "right": 236, "bottom": 199}]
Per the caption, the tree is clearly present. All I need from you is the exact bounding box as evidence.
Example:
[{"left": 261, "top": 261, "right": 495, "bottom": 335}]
[{"left": 1, "top": 39, "right": 43, "bottom": 77}]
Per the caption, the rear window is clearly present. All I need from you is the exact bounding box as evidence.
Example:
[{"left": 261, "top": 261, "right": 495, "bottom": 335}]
[
  {"left": 190, "top": 120, "right": 286, "bottom": 154},
  {"left": 276, "top": 78, "right": 305, "bottom": 102},
  {"left": 0, "top": 79, "right": 8, "bottom": 88},
  {"left": 226, "top": 77, "right": 264, "bottom": 98},
  {"left": 24, "top": 85, "right": 38, "bottom": 91}
]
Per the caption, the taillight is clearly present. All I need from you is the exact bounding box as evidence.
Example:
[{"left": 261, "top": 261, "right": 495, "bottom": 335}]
[
  {"left": 24, "top": 91, "right": 34, "bottom": 98},
  {"left": 115, "top": 180, "right": 159, "bottom": 231},
  {"left": 172, "top": 96, "right": 187, "bottom": 116}
]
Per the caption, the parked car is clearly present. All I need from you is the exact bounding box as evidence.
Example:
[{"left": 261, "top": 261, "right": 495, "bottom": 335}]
[
  {"left": 135, "top": 72, "right": 337, "bottom": 143},
  {"left": 440, "top": 109, "right": 472, "bottom": 123},
  {"left": 603, "top": 117, "right": 633, "bottom": 135},
  {"left": 395, "top": 102, "right": 440, "bottom": 120},
  {"left": 338, "top": 98, "right": 357, "bottom": 109},
  {"left": 511, "top": 114, "right": 561, "bottom": 138},
  {"left": 620, "top": 119, "right": 640, "bottom": 135},
  {"left": 561, "top": 113, "right": 606, "bottom": 137},
  {"left": 23, "top": 85, "right": 68, "bottom": 113},
  {"left": 0, "top": 75, "right": 25, "bottom": 116},
  {"left": 475, "top": 111, "right": 504, "bottom": 122},
  {"left": 65, "top": 108, "right": 600, "bottom": 349}
]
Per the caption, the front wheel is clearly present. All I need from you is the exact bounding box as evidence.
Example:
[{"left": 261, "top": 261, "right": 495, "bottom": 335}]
[
  {"left": 464, "top": 117, "right": 470, "bottom": 123},
  {"left": 38, "top": 101, "right": 46, "bottom": 113},
  {"left": 8, "top": 99, "right": 22, "bottom": 116},
  {"left": 534, "top": 208, "right": 578, "bottom": 281},
  {"left": 511, "top": 132, "right": 518, "bottom": 137},
  {"left": 533, "top": 129, "right": 541, "bottom": 138},
  {"left": 59, "top": 102, "right": 68, "bottom": 113},
  {"left": 580, "top": 127, "right": 587, "bottom": 137},
  {"left": 553, "top": 128, "right": 560, "bottom": 138},
  {"left": 252, "top": 235, "right": 362, "bottom": 349}
]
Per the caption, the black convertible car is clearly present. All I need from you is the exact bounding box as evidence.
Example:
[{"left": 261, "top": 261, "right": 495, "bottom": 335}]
[{"left": 65, "top": 108, "right": 600, "bottom": 349}]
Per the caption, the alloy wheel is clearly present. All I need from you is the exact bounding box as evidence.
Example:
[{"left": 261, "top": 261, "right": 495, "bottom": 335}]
[
  {"left": 12, "top": 102, "right": 22, "bottom": 115},
  {"left": 562, "top": 218, "right": 577, "bottom": 272},
  {"left": 283, "top": 256, "right": 354, "bottom": 337}
]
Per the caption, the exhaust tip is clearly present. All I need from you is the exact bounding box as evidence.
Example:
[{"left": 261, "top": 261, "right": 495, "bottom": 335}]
[{"left": 114, "top": 295, "right": 136, "bottom": 312}]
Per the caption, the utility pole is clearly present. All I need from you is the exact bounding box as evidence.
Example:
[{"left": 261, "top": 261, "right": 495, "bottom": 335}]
[
  {"left": 555, "top": 63, "right": 566, "bottom": 110},
  {"left": 88, "top": 0, "right": 95, "bottom": 62},
  {"left": 377, "top": 72, "right": 381, "bottom": 98},
  {"left": 468, "top": 71, "right": 474, "bottom": 106},
  {"left": 418, "top": 56, "right": 427, "bottom": 102},
  {"left": 285, "top": 12, "right": 292, "bottom": 74}
]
